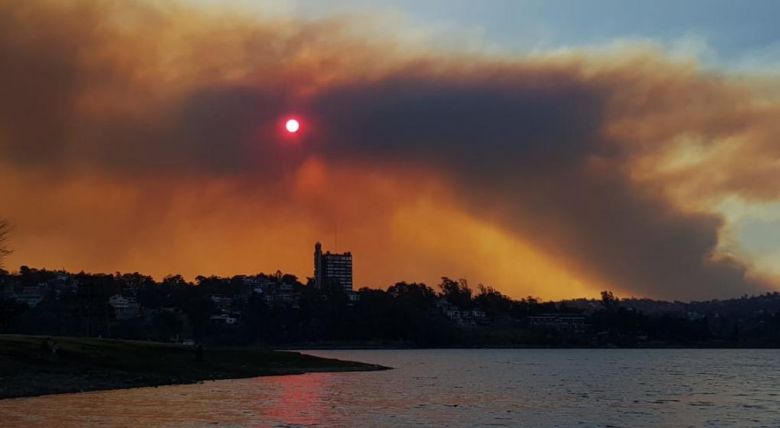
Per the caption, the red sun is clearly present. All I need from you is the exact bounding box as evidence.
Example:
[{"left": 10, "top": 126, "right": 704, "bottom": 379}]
[{"left": 285, "top": 118, "right": 300, "bottom": 133}]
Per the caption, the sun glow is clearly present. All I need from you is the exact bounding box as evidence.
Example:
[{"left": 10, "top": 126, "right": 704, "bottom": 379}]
[{"left": 285, "top": 118, "right": 300, "bottom": 133}]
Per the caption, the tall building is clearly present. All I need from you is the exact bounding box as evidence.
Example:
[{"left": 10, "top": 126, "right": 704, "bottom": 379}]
[{"left": 314, "top": 242, "right": 353, "bottom": 291}]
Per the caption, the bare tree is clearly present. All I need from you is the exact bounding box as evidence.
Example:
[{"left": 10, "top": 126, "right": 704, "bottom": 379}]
[{"left": 0, "top": 219, "right": 11, "bottom": 268}]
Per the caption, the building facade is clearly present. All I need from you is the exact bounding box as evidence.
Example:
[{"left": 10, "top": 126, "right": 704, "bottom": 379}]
[
  {"left": 108, "top": 294, "right": 140, "bottom": 320},
  {"left": 314, "top": 242, "right": 353, "bottom": 292}
]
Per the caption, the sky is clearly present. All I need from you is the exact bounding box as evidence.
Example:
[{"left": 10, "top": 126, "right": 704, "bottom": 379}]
[
  {"left": 1, "top": 0, "right": 779, "bottom": 300},
  {"left": 209, "top": 0, "right": 780, "bottom": 69}
]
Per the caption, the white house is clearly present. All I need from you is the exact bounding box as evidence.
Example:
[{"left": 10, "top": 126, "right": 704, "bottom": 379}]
[{"left": 108, "top": 294, "right": 140, "bottom": 320}]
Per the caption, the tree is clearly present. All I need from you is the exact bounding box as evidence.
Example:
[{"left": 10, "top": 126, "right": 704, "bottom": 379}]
[
  {"left": 475, "top": 285, "right": 512, "bottom": 318},
  {"left": 438, "top": 277, "right": 473, "bottom": 309},
  {"left": 0, "top": 219, "right": 11, "bottom": 268},
  {"left": 163, "top": 274, "right": 187, "bottom": 287},
  {"left": 601, "top": 290, "right": 618, "bottom": 310}
]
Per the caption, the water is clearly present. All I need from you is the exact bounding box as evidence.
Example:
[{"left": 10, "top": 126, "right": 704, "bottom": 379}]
[{"left": 2, "top": 349, "right": 780, "bottom": 427}]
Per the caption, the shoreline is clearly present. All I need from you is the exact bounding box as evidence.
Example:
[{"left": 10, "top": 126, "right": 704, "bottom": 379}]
[
  {"left": 1, "top": 364, "right": 388, "bottom": 401},
  {"left": 284, "top": 342, "right": 780, "bottom": 350},
  {"left": 0, "top": 335, "right": 389, "bottom": 400}
]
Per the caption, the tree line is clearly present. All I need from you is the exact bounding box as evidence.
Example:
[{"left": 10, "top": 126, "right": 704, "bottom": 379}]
[{"left": 3, "top": 266, "right": 780, "bottom": 347}]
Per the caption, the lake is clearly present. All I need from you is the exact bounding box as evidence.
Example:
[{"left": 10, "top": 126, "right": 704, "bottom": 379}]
[{"left": 2, "top": 349, "right": 780, "bottom": 427}]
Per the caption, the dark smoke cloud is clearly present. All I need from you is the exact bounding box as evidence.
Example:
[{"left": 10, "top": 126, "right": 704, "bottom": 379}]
[
  {"left": 0, "top": 1, "right": 778, "bottom": 299},
  {"left": 305, "top": 69, "right": 765, "bottom": 298}
]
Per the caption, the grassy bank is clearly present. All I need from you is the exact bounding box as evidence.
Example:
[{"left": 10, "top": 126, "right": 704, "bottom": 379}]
[{"left": 0, "top": 335, "right": 388, "bottom": 399}]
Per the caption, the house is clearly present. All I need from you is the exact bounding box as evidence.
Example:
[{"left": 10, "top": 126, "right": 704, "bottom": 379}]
[
  {"left": 264, "top": 292, "right": 298, "bottom": 306},
  {"left": 436, "top": 299, "right": 463, "bottom": 321},
  {"left": 527, "top": 314, "right": 587, "bottom": 332},
  {"left": 209, "top": 313, "right": 237, "bottom": 325},
  {"left": 210, "top": 295, "right": 233, "bottom": 312},
  {"left": 470, "top": 309, "right": 487, "bottom": 321},
  {"left": 108, "top": 294, "right": 141, "bottom": 320},
  {"left": 16, "top": 285, "right": 45, "bottom": 307},
  {"left": 435, "top": 299, "right": 487, "bottom": 324}
]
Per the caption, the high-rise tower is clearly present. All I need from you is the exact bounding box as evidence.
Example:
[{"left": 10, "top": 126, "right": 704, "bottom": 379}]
[{"left": 313, "top": 242, "right": 353, "bottom": 291}]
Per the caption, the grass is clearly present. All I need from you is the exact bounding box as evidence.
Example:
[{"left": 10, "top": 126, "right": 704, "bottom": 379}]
[{"left": 0, "top": 335, "right": 388, "bottom": 399}]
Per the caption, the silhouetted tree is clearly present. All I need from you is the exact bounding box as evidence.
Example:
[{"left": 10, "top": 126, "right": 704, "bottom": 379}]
[
  {"left": 475, "top": 285, "right": 512, "bottom": 318},
  {"left": 439, "top": 277, "right": 473, "bottom": 309},
  {"left": 163, "top": 274, "right": 187, "bottom": 287},
  {"left": 601, "top": 290, "right": 618, "bottom": 310},
  {"left": 7, "top": 263, "right": 780, "bottom": 347}
]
